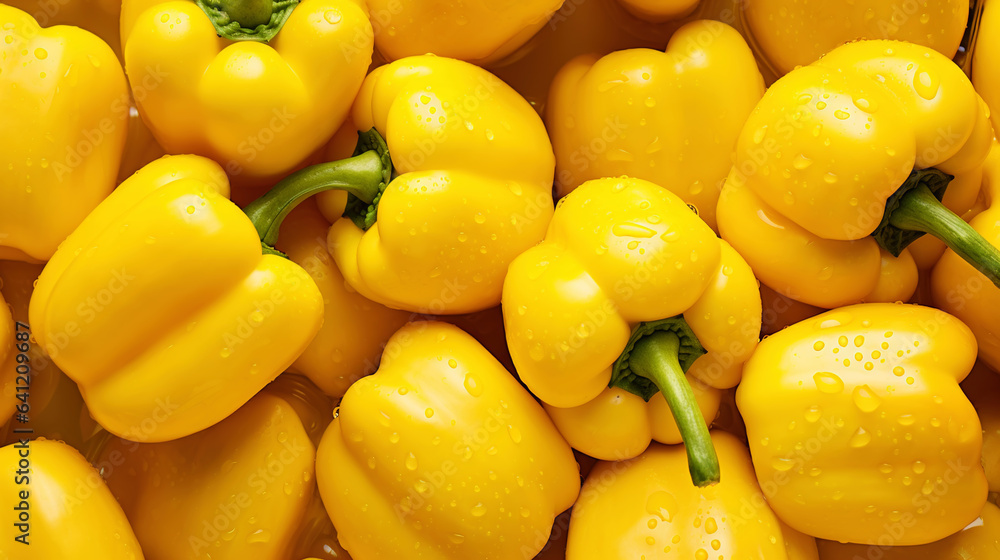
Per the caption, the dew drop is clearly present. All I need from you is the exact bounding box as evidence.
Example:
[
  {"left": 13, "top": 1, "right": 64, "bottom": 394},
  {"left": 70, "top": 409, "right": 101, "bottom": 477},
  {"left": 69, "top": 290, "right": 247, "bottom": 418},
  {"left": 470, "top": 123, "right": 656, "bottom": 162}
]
[
  {"left": 814, "top": 372, "right": 845, "bottom": 394},
  {"left": 853, "top": 385, "right": 882, "bottom": 412},
  {"left": 850, "top": 427, "right": 871, "bottom": 448}
]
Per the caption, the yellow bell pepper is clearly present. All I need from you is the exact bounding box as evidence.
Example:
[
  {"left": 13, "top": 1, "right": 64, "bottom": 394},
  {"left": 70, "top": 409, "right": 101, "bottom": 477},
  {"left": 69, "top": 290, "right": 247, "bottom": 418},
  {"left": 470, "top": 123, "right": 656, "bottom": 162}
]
[
  {"left": 277, "top": 199, "right": 410, "bottom": 397},
  {"left": 28, "top": 154, "right": 328, "bottom": 442},
  {"left": 817, "top": 501, "right": 1000, "bottom": 559},
  {"left": 328, "top": 55, "right": 555, "bottom": 314},
  {"left": 933, "top": 140, "right": 1000, "bottom": 372},
  {"left": 92, "top": 375, "right": 326, "bottom": 560},
  {"left": 316, "top": 321, "right": 580, "bottom": 559},
  {"left": 5, "top": 0, "right": 122, "bottom": 56},
  {"left": 0, "top": 5, "right": 128, "bottom": 263},
  {"left": 738, "top": 303, "right": 987, "bottom": 545},
  {"left": 743, "top": 0, "right": 969, "bottom": 76},
  {"left": 547, "top": 19, "right": 764, "bottom": 230},
  {"left": 718, "top": 40, "right": 997, "bottom": 309},
  {"left": 0, "top": 439, "right": 144, "bottom": 558},
  {"left": 761, "top": 284, "right": 823, "bottom": 336},
  {"left": 617, "top": 0, "right": 700, "bottom": 22},
  {"left": 975, "top": 0, "right": 1000, "bottom": 133},
  {"left": 0, "top": 262, "right": 93, "bottom": 451},
  {"left": 503, "top": 176, "right": 761, "bottom": 484},
  {"left": 961, "top": 361, "right": 1000, "bottom": 498},
  {"left": 365, "top": 0, "right": 563, "bottom": 65},
  {"left": 567, "top": 431, "right": 819, "bottom": 560},
  {"left": 119, "top": 0, "right": 373, "bottom": 182}
]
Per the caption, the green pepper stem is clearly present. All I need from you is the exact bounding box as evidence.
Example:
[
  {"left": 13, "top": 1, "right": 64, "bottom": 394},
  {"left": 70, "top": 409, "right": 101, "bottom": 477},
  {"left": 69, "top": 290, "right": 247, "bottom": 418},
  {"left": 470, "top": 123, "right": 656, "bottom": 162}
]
[
  {"left": 628, "top": 331, "right": 720, "bottom": 487},
  {"left": 220, "top": 0, "right": 272, "bottom": 28},
  {"left": 242, "top": 150, "right": 386, "bottom": 250},
  {"left": 889, "top": 184, "right": 1000, "bottom": 288}
]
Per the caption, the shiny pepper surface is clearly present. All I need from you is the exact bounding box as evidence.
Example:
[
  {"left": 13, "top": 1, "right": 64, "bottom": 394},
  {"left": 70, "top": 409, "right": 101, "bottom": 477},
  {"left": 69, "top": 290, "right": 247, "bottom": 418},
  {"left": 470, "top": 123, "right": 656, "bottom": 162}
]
[
  {"left": 329, "top": 55, "right": 555, "bottom": 315},
  {"left": 316, "top": 322, "right": 580, "bottom": 559},
  {"left": 0, "top": 439, "right": 144, "bottom": 559},
  {"left": 5, "top": 0, "right": 122, "bottom": 56},
  {"left": 28, "top": 155, "right": 323, "bottom": 442},
  {"left": 933, "top": 140, "right": 1000, "bottom": 371},
  {"left": 95, "top": 385, "right": 319, "bottom": 560},
  {"left": 817, "top": 502, "right": 1000, "bottom": 559},
  {"left": 616, "top": 0, "right": 701, "bottom": 21},
  {"left": 718, "top": 40, "right": 995, "bottom": 309},
  {"left": 547, "top": 20, "right": 764, "bottom": 229},
  {"left": 367, "top": 0, "right": 563, "bottom": 65},
  {"left": 975, "top": 0, "right": 1000, "bottom": 133},
  {"left": 744, "top": 0, "right": 969, "bottom": 76},
  {"left": 120, "top": 0, "right": 373, "bottom": 181},
  {"left": 738, "top": 303, "right": 987, "bottom": 545},
  {"left": 0, "top": 5, "right": 128, "bottom": 263},
  {"left": 567, "top": 432, "right": 819, "bottom": 560},
  {"left": 503, "top": 176, "right": 760, "bottom": 468},
  {"left": 961, "top": 361, "right": 1000, "bottom": 495}
]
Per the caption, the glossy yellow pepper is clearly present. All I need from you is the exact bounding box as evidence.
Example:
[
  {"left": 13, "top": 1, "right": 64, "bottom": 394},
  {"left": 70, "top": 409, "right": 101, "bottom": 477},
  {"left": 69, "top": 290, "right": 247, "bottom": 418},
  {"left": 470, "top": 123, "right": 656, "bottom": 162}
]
[
  {"left": 547, "top": 19, "right": 764, "bottom": 229},
  {"left": 975, "top": 0, "right": 1000, "bottom": 133},
  {"left": 743, "top": 0, "right": 969, "bottom": 76},
  {"left": 961, "top": 361, "right": 1000, "bottom": 497},
  {"left": 503, "top": 176, "right": 761, "bottom": 483},
  {"left": 29, "top": 154, "right": 326, "bottom": 442},
  {"left": 1, "top": 5, "right": 128, "bottom": 263},
  {"left": 738, "top": 303, "right": 987, "bottom": 545},
  {"left": 0, "top": 439, "right": 143, "bottom": 559},
  {"left": 718, "top": 40, "right": 997, "bottom": 309},
  {"left": 933, "top": 140, "right": 1000, "bottom": 372},
  {"left": 92, "top": 376, "right": 325, "bottom": 560},
  {"left": 567, "top": 431, "right": 819, "bottom": 560},
  {"left": 277, "top": 200, "right": 411, "bottom": 397},
  {"left": 5, "top": 0, "right": 122, "bottom": 56},
  {"left": 817, "top": 501, "right": 1000, "bottom": 559},
  {"left": 366, "top": 0, "right": 563, "bottom": 65},
  {"left": 120, "top": 0, "right": 373, "bottom": 182},
  {"left": 617, "top": 0, "right": 701, "bottom": 22},
  {"left": 328, "top": 55, "right": 555, "bottom": 314},
  {"left": 316, "top": 321, "right": 580, "bottom": 559},
  {"left": 0, "top": 262, "right": 93, "bottom": 451}
]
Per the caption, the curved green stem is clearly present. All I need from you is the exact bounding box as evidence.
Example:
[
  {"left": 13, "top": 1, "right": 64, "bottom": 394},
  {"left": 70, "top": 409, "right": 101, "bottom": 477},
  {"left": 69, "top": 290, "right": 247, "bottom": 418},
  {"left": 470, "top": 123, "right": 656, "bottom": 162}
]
[
  {"left": 889, "top": 184, "right": 1000, "bottom": 288},
  {"left": 242, "top": 150, "right": 385, "bottom": 250},
  {"left": 628, "top": 331, "right": 720, "bottom": 487}
]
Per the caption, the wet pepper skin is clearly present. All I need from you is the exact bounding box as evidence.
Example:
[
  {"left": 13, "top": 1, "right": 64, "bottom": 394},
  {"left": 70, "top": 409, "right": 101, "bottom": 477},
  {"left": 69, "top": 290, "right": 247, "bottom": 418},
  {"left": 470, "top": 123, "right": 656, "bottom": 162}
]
[
  {"left": 367, "top": 0, "right": 564, "bottom": 65},
  {"left": 96, "top": 388, "right": 317, "bottom": 560},
  {"left": 0, "top": 5, "right": 128, "bottom": 263},
  {"left": 503, "top": 176, "right": 760, "bottom": 460},
  {"left": 0, "top": 439, "right": 144, "bottom": 559},
  {"left": 120, "top": 0, "right": 373, "bottom": 181},
  {"left": 817, "top": 502, "right": 1000, "bottom": 559},
  {"left": 329, "top": 55, "right": 555, "bottom": 315},
  {"left": 316, "top": 322, "right": 580, "bottom": 560},
  {"left": 718, "top": 40, "right": 993, "bottom": 308},
  {"left": 738, "top": 303, "right": 987, "bottom": 545},
  {"left": 567, "top": 432, "right": 819, "bottom": 560},
  {"left": 547, "top": 20, "right": 764, "bottom": 230},
  {"left": 28, "top": 155, "right": 323, "bottom": 443},
  {"left": 5, "top": 0, "right": 122, "bottom": 56},
  {"left": 744, "top": 0, "right": 968, "bottom": 76}
]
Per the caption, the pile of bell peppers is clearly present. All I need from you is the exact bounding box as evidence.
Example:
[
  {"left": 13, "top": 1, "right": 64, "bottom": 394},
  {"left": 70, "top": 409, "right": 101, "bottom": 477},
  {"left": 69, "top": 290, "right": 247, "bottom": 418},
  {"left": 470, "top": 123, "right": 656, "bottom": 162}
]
[{"left": 2, "top": 0, "right": 1000, "bottom": 558}]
